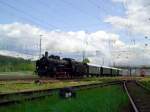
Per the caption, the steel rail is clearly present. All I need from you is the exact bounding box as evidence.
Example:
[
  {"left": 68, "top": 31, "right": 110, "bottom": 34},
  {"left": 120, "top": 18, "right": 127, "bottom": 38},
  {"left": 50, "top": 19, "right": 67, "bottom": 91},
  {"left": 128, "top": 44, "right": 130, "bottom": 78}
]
[{"left": 123, "top": 81, "right": 139, "bottom": 112}]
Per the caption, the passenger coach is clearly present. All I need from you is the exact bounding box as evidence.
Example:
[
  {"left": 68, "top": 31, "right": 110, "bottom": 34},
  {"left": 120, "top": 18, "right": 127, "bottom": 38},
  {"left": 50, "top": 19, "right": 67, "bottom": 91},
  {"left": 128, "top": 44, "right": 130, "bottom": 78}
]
[{"left": 87, "top": 64, "right": 121, "bottom": 77}]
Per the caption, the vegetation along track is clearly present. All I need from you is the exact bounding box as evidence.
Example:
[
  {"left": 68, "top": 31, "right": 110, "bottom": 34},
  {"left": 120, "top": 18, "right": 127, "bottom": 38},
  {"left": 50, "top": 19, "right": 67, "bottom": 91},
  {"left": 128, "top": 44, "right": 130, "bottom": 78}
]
[
  {"left": 124, "top": 81, "right": 150, "bottom": 112},
  {"left": 0, "top": 81, "right": 121, "bottom": 105}
]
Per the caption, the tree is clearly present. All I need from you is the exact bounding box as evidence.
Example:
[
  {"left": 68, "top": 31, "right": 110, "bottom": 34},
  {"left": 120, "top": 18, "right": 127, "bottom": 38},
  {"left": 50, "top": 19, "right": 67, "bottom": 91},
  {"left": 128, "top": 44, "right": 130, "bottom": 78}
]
[{"left": 82, "top": 58, "right": 90, "bottom": 64}]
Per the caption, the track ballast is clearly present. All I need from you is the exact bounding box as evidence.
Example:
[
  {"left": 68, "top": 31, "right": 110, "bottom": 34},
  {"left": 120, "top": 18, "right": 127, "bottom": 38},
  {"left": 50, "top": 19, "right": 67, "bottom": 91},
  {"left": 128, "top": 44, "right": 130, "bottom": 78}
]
[{"left": 124, "top": 81, "right": 150, "bottom": 112}]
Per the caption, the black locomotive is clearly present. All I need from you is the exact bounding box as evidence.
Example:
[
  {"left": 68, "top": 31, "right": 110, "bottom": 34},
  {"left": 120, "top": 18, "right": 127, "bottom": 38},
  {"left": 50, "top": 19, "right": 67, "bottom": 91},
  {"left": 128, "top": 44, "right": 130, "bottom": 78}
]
[{"left": 36, "top": 52, "right": 122, "bottom": 78}]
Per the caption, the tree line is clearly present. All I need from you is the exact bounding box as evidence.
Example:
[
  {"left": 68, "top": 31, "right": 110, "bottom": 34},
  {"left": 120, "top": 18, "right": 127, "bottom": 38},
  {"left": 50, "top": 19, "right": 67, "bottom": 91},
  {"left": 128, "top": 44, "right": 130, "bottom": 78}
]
[{"left": 0, "top": 55, "right": 35, "bottom": 72}]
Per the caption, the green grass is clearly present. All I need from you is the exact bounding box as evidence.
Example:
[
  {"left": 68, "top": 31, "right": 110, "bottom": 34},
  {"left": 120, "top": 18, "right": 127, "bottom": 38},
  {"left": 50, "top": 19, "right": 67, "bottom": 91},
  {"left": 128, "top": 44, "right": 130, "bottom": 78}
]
[
  {"left": 0, "top": 85, "right": 129, "bottom": 112},
  {"left": 140, "top": 78, "right": 150, "bottom": 90},
  {"left": 140, "top": 81, "right": 150, "bottom": 90},
  {"left": 82, "top": 77, "right": 120, "bottom": 82},
  {"left": 139, "top": 77, "right": 150, "bottom": 90},
  {"left": 0, "top": 80, "right": 102, "bottom": 93},
  {"left": 0, "top": 77, "right": 124, "bottom": 94}
]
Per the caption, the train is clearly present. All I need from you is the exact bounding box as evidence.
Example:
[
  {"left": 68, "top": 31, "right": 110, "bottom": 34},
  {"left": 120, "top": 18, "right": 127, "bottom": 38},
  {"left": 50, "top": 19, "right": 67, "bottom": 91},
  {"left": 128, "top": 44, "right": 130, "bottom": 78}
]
[{"left": 35, "top": 52, "right": 122, "bottom": 78}]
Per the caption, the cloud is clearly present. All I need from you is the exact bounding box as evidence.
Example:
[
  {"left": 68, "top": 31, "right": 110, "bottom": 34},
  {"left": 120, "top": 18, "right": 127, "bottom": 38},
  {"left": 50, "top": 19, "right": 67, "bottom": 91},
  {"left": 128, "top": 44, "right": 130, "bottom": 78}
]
[
  {"left": 0, "top": 22, "right": 44, "bottom": 55},
  {"left": 0, "top": 22, "right": 150, "bottom": 66},
  {"left": 0, "top": 22, "right": 126, "bottom": 65},
  {"left": 101, "top": 0, "right": 150, "bottom": 66},
  {"left": 105, "top": 0, "right": 150, "bottom": 36}
]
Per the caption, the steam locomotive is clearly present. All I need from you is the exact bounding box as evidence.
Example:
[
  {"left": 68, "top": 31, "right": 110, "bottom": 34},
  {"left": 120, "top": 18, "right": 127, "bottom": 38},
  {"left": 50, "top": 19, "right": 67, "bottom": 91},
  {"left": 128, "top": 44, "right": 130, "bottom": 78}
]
[{"left": 36, "top": 52, "right": 122, "bottom": 78}]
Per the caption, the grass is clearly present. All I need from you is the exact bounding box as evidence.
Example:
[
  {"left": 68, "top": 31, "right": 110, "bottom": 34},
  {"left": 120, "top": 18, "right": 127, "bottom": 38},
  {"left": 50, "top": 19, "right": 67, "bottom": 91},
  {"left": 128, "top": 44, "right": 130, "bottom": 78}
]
[
  {"left": 82, "top": 76, "right": 142, "bottom": 82},
  {"left": 0, "top": 80, "right": 103, "bottom": 93},
  {"left": 141, "top": 81, "right": 150, "bottom": 89},
  {"left": 0, "top": 76, "right": 122, "bottom": 94},
  {"left": 0, "top": 76, "right": 135, "bottom": 94},
  {"left": 0, "top": 85, "right": 129, "bottom": 112},
  {"left": 139, "top": 77, "right": 150, "bottom": 90},
  {"left": 0, "top": 75, "right": 144, "bottom": 94},
  {"left": 84, "top": 77, "right": 125, "bottom": 82}
]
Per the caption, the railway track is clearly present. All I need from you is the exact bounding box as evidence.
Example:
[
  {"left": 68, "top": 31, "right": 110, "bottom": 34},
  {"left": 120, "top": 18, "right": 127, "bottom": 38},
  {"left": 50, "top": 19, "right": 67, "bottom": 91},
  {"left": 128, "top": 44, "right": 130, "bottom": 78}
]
[
  {"left": 0, "top": 75, "right": 39, "bottom": 81},
  {"left": 0, "top": 81, "right": 121, "bottom": 105},
  {"left": 0, "top": 75, "right": 89, "bottom": 81},
  {"left": 124, "top": 81, "right": 150, "bottom": 112}
]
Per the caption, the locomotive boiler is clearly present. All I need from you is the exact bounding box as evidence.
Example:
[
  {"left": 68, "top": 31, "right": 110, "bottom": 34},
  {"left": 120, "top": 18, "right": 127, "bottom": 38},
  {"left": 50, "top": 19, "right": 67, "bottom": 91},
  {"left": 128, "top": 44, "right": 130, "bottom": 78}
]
[{"left": 36, "top": 52, "right": 87, "bottom": 78}]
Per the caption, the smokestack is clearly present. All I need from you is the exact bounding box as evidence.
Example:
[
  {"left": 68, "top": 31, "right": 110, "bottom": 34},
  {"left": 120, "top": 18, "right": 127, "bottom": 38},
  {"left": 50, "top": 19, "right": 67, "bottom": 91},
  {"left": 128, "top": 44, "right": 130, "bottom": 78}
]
[{"left": 45, "top": 51, "right": 48, "bottom": 58}]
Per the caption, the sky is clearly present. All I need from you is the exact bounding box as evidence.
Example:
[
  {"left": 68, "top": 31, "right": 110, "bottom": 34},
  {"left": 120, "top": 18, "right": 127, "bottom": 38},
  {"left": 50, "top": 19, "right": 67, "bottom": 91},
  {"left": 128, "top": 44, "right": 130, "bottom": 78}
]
[{"left": 0, "top": 0, "right": 150, "bottom": 66}]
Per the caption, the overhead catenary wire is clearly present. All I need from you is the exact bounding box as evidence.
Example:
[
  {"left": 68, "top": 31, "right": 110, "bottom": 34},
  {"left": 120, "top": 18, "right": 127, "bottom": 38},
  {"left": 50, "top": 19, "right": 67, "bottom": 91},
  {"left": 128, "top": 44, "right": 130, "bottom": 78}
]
[
  {"left": 1, "top": 0, "right": 108, "bottom": 31},
  {"left": 36, "top": 0, "right": 102, "bottom": 29},
  {"left": 0, "top": 4, "right": 48, "bottom": 29},
  {"left": 0, "top": 0, "right": 58, "bottom": 29},
  {"left": 13, "top": 0, "right": 60, "bottom": 28},
  {"left": 0, "top": 1, "right": 59, "bottom": 58},
  {"left": 19, "top": 0, "right": 71, "bottom": 27},
  {"left": 0, "top": 0, "right": 103, "bottom": 58},
  {"left": 87, "top": 0, "right": 125, "bottom": 66},
  {"left": 60, "top": 0, "right": 100, "bottom": 21},
  {"left": 87, "top": 0, "right": 108, "bottom": 15},
  {"left": 0, "top": 0, "right": 123, "bottom": 60}
]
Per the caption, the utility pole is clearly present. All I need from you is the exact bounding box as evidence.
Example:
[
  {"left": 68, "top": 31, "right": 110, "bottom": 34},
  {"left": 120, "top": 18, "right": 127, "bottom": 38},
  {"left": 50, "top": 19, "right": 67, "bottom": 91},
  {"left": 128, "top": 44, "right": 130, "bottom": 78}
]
[
  {"left": 39, "top": 35, "right": 42, "bottom": 59},
  {"left": 82, "top": 31, "right": 89, "bottom": 62},
  {"left": 108, "top": 38, "right": 112, "bottom": 66},
  {"left": 102, "top": 57, "right": 104, "bottom": 66},
  {"left": 82, "top": 50, "right": 85, "bottom": 61}
]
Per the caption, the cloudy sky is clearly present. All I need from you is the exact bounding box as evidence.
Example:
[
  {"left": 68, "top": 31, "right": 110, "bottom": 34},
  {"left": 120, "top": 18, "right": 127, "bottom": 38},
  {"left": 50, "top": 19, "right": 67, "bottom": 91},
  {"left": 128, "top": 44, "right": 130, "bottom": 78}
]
[{"left": 0, "top": 0, "right": 150, "bottom": 66}]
